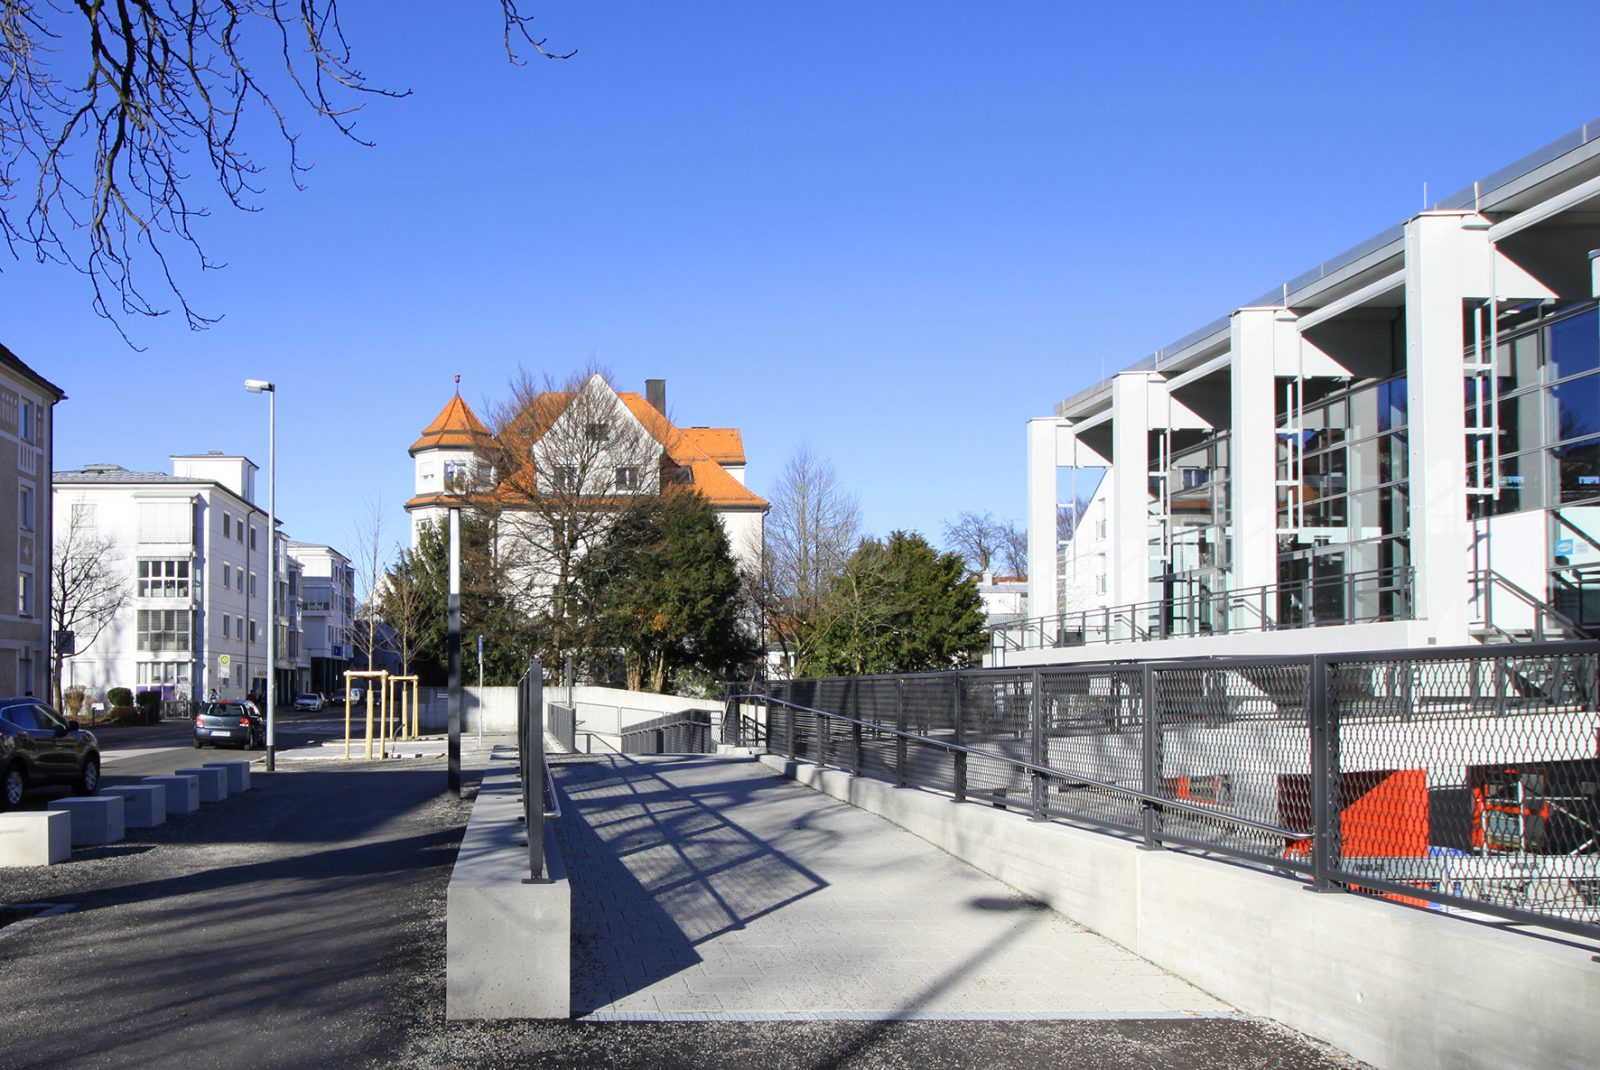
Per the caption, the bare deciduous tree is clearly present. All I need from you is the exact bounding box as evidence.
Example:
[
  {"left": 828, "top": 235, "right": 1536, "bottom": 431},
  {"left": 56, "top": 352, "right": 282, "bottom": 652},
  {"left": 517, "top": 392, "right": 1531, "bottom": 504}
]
[
  {"left": 943, "top": 510, "right": 1028, "bottom": 579},
  {"left": 349, "top": 494, "right": 388, "bottom": 672},
  {"left": 378, "top": 544, "right": 426, "bottom": 679},
  {"left": 761, "top": 445, "right": 861, "bottom": 679},
  {"left": 0, "top": 2, "right": 569, "bottom": 338},
  {"left": 481, "top": 364, "right": 673, "bottom": 665},
  {"left": 51, "top": 503, "right": 130, "bottom": 710}
]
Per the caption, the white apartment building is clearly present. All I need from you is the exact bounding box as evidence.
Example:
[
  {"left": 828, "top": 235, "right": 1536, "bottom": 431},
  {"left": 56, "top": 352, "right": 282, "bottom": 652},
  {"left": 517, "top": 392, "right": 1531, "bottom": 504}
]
[
  {"left": 53, "top": 454, "right": 279, "bottom": 704},
  {"left": 0, "top": 344, "right": 65, "bottom": 697},
  {"left": 1001, "top": 117, "right": 1600, "bottom": 666},
  {"left": 286, "top": 541, "right": 355, "bottom": 695}
]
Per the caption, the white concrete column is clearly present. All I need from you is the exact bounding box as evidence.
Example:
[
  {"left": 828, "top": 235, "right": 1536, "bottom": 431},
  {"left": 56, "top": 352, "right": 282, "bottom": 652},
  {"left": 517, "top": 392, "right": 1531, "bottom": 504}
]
[
  {"left": 1110, "top": 374, "right": 1154, "bottom": 606},
  {"left": 1026, "top": 417, "right": 1065, "bottom": 619},
  {"left": 1405, "top": 213, "right": 1477, "bottom": 644},
  {"left": 1229, "top": 309, "right": 1280, "bottom": 594}
]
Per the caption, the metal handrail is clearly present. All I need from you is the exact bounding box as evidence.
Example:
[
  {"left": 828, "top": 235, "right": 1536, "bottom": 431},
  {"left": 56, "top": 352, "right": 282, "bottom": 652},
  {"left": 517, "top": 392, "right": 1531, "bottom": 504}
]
[
  {"left": 1475, "top": 568, "right": 1586, "bottom": 640},
  {"left": 760, "top": 694, "right": 1309, "bottom": 840},
  {"left": 993, "top": 566, "right": 1415, "bottom": 653}
]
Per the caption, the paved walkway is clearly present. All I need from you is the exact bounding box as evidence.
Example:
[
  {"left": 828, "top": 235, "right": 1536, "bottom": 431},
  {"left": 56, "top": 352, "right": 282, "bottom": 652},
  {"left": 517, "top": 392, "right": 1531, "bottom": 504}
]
[{"left": 550, "top": 753, "right": 1232, "bottom": 1021}]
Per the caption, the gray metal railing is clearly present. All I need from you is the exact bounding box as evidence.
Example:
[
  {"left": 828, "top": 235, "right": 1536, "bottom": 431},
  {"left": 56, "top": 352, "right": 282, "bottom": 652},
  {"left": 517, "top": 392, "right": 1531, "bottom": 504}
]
[
  {"left": 619, "top": 708, "right": 715, "bottom": 755},
  {"left": 992, "top": 566, "right": 1414, "bottom": 655},
  {"left": 515, "top": 660, "right": 561, "bottom": 880},
  {"left": 1472, "top": 568, "right": 1587, "bottom": 642},
  {"left": 720, "top": 689, "right": 767, "bottom": 748},
  {"left": 763, "top": 641, "right": 1600, "bottom": 941},
  {"left": 547, "top": 702, "right": 576, "bottom": 752}
]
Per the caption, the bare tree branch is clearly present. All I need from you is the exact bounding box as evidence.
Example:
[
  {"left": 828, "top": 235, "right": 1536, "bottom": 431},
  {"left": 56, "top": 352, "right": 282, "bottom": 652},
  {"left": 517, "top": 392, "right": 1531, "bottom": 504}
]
[
  {"left": 0, "top": 2, "right": 570, "bottom": 341},
  {"left": 51, "top": 500, "right": 130, "bottom": 710}
]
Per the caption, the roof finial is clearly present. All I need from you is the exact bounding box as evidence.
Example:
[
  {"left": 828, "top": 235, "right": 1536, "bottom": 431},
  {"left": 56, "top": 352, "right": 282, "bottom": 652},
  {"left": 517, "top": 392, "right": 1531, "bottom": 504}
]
[{"left": 454, "top": 373, "right": 461, "bottom": 396}]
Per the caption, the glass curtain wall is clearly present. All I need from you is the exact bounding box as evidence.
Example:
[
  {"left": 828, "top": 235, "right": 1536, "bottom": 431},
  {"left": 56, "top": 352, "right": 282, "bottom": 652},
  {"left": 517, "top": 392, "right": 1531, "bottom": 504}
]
[
  {"left": 1276, "top": 375, "right": 1411, "bottom": 626},
  {"left": 1467, "top": 301, "right": 1600, "bottom": 625},
  {"left": 1147, "top": 430, "right": 1231, "bottom": 635}
]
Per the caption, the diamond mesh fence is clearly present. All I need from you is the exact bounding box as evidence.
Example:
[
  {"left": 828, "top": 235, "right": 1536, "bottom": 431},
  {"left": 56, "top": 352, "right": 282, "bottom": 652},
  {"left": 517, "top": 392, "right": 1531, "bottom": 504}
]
[{"left": 762, "top": 642, "right": 1600, "bottom": 939}]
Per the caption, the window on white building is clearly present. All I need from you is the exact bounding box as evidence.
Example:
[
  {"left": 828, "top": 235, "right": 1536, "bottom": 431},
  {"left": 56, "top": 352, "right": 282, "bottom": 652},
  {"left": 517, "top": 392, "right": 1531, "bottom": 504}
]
[
  {"left": 249, "top": 572, "right": 257, "bottom": 597},
  {"left": 138, "top": 559, "right": 190, "bottom": 598},
  {"left": 137, "top": 609, "right": 191, "bottom": 652},
  {"left": 223, "top": 563, "right": 232, "bottom": 589},
  {"left": 18, "top": 484, "right": 32, "bottom": 531},
  {"left": 137, "top": 662, "right": 187, "bottom": 689},
  {"left": 19, "top": 400, "right": 34, "bottom": 443},
  {"left": 249, "top": 525, "right": 257, "bottom": 551},
  {"left": 17, "top": 571, "right": 33, "bottom": 616},
  {"left": 249, "top": 619, "right": 257, "bottom": 644},
  {"left": 72, "top": 503, "right": 96, "bottom": 527},
  {"left": 223, "top": 512, "right": 232, "bottom": 539},
  {"left": 553, "top": 465, "right": 578, "bottom": 492},
  {"left": 615, "top": 466, "right": 640, "bottom": 491},
  {"left": 223, "top": 616, "right": 231, "bottom": 639},
  {"left": 235, "top": 569, "right": 243, "bottom": 592},
  {"left": 138, "top": 501, "right": 190, "bottom": 543}
]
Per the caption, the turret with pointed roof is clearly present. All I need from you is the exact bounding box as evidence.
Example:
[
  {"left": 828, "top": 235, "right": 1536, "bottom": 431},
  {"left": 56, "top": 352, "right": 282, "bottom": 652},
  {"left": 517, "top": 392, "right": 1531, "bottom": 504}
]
[{"left": 405, "top": 384, "right": 496, "bottom": 543}]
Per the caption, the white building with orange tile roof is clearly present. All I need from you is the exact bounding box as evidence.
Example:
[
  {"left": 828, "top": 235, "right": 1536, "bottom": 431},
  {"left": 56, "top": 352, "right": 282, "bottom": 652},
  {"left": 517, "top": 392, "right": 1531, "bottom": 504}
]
[{"left": 404, "top": 375, "right": 767, "bottom": 571}]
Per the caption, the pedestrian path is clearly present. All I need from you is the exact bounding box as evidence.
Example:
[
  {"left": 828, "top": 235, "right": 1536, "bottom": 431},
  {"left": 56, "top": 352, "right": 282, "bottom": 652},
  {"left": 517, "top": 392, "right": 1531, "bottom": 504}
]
[{"left": 550, "top": 753, "right": 1233, "bottom": 1021}]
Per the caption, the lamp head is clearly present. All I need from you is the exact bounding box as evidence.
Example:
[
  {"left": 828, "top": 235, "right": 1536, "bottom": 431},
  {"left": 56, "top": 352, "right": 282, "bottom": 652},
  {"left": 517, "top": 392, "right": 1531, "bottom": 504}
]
[{"left": 244, "top": 379, "right": 274, "bottom": 393}]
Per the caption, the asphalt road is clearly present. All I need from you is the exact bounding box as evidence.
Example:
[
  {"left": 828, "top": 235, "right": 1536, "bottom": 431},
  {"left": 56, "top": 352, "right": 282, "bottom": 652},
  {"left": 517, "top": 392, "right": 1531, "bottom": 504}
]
[{"left": 0, "top": 724, "right": 1369, "bottom": 1070}]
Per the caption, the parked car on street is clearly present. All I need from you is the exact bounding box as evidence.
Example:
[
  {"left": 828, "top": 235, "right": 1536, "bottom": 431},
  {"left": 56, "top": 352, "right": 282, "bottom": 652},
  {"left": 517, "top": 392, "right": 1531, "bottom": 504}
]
[
  {"left": 193, "top": 701, "right": 265, "bottom": 750},
  {"left": 292, "top": 692, "right": 326, "bottom": 712},
  {"left": 0, "top": 698, "right": 101, "bottom": 809}
]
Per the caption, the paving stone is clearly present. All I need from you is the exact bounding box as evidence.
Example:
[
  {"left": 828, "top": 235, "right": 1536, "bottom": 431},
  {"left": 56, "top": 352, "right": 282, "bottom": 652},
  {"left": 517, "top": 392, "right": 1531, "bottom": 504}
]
[{"left": 552, "top": 754, "right": 1233, "bottom": 1020}]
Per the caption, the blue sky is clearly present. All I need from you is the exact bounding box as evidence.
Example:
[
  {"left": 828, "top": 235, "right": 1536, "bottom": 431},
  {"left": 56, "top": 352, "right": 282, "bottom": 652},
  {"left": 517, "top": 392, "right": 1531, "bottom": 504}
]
[{"left": 8, "top": 1, "right": 1600, "bottom": 562}]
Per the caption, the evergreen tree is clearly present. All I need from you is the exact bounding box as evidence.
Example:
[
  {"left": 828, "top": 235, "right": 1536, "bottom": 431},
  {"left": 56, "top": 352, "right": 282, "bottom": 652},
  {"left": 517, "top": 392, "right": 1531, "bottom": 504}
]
[
  {"left": 811, "top": 532, "right": 986, "bottom": 676},
  {"left": 577, "top": 493, "right": 754, "bottom": 692}
]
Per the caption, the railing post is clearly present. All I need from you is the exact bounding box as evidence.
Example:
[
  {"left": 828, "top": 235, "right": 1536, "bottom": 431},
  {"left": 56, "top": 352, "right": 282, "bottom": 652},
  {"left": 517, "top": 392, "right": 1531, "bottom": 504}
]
[
  {"left": 1029, "top": 669, "right": 1046, "bottom": 820},
  {"left": 1140, "top": 662, "right": 1162, "bottom": 850},
  {"left": 786, "top": 688, "right": 797, "bottom": 760},
  {"left": 1309, "top": 653, "right": 1341, "bottom": 893},
  {"left": 526, "top": 660, "right": 546, "bottom": 882},
  {"left": 851, "top": 717, "right": 863, "bottom": 776},
  {"left": 953, "top": 674, "right": 967, "bottom": 803},
  {"left": 895, "top": 677, "right": 908, "bottom": 787}
]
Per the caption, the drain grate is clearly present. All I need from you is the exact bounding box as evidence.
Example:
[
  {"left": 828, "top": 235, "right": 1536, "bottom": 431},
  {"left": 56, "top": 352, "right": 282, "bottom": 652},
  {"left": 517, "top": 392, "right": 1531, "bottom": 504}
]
[{"left": 0, "top": 903, "right": 75, "bottom": 936}]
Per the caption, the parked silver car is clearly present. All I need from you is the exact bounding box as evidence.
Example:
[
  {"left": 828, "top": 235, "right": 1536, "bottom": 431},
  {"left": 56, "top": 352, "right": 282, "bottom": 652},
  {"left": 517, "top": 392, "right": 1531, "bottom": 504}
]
[
  {"left": 0, "top": 698, "right": 101, "bottom": 808},
  {"left": 292, "top": 692, "right": 326, "bottom": 712}
]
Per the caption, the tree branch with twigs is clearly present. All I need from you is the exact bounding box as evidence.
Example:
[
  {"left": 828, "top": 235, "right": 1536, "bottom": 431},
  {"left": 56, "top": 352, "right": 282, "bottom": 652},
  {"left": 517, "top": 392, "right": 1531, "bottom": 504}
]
[
  {"left": 0, "top": 1, "right": 570, "bottom": 341},
  {"left": 50, "top": 503, "right": 130, "bottom": 710}
]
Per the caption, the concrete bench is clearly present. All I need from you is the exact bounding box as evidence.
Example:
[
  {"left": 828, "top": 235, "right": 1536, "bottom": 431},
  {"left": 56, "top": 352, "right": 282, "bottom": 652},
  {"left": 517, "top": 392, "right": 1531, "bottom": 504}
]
[
  {"left": 174, "top": 766, "right": 228, "bottom": 803},
  {"left": 143, "top": 775, "right": 201, "bottom": 814},
  {"left": 55, "top": 795, "right": 125, "bottom": 846},
  {"left": 102, "top": 785, "right": 166, "bottom": 827},
  {"left": 202, "top": 761, "right": 251, "bottom": 794},
  {"left": 0, "top": 810, "right": 71, "bottom": 866}
]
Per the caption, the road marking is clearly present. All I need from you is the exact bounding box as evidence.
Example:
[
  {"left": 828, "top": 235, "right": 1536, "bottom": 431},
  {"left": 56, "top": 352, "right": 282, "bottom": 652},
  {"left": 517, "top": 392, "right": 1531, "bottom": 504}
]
[{"left": 580, "top": 1010, "right": 1241, "bottom": 1023}]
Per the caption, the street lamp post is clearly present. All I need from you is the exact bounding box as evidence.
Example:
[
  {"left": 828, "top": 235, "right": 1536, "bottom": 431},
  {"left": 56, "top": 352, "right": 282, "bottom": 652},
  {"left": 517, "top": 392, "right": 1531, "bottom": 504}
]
[{"left": 244, "top": 379, "right": 277, "bottom": 771}]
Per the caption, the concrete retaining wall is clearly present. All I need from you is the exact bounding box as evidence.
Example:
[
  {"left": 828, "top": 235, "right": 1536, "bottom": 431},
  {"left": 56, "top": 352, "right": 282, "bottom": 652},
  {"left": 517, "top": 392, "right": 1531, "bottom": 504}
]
[
  {"left": 760, "top": 754, "right": 1600, "bottom": 1070},
  {"left": 420, "top": 685, "right": 721, "bottom": 738},
  {"left": 446, "top": 748, "right": 570, "bottom": 1019}
]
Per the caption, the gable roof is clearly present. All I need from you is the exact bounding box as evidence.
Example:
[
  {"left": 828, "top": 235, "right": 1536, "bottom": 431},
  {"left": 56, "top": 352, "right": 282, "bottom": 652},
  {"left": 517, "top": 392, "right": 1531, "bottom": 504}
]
[{"left": 409, "top": 394, "right": 492, "bottom": 455}]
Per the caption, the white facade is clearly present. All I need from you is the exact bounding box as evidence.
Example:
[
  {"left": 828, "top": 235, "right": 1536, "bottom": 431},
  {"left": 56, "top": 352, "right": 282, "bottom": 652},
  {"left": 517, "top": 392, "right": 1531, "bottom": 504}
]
[
  {"left": 286, "top": 541, "right": 356, "bottom": 694},
  {"left": 52, "top": 457, "right": 274, "bottom": 704},
  {"left": 1004, "top": 117, "right": 1600, "bottom": 666}
]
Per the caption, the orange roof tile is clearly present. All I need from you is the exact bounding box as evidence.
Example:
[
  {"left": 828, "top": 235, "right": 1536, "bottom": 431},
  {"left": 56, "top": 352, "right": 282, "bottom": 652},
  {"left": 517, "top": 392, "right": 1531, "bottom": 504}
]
[
  {"left": 409, "top": 395, "right": 493, "bottom": 455},
  {"left": 679, "top": 427, "right": 745, "bottom": 465}
]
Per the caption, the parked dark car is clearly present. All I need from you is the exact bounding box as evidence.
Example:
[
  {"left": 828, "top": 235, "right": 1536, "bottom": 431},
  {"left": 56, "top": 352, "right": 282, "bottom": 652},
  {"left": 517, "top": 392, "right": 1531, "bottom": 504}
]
[
  {"left": 0, "top": 698, "right": 101, "bottom": 809},
  {"left": 193, "top": 701, "right": 265, "bottom": 750}
]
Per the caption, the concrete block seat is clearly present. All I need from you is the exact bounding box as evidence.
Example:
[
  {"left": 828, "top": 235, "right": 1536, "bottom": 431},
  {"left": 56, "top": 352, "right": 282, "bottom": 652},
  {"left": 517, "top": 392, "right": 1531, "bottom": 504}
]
[
  {"left": 202, "top": 761, "right": 251, "bottom": 793},
  {"left": 102, "top": 784, "right": 167, "bottom": 827},
  {"left": 142, "top": 775, "right": 201, "bottom": 814},
  {"left": 174, "top": 767, "right": 228, "bottom": 803},
  {"left": 0, "top": 810, "right": 71, "bottom": 865},
  {"left": 55, "top": 795, "right": 125, "bottom": 846}
]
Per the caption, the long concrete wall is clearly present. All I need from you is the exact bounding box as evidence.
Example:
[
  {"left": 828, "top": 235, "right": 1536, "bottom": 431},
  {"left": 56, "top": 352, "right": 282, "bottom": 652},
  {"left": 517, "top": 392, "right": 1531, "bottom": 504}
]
[
  {"left": 420, "top": 685, "right": 722, "bottom": 737},
  {"left": 760, "top": 755, "right": 1600, "bottom": 1070}
]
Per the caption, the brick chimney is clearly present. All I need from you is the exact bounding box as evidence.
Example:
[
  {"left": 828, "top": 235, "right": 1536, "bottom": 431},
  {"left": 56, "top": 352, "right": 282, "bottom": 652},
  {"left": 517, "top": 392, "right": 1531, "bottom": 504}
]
[{"left": 645, "top": 378, "right": 667, "bottom": 414}]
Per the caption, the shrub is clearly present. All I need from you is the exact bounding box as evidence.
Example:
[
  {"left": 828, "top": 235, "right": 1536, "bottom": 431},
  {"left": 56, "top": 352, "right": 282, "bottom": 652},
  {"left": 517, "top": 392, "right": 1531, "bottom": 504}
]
[
  {"left": 135, "top": 690, "right": 163, "bottom": 724},
  {"left": 108, "top": 686, "right": 134, "bottom": 707},
  {"left": 63, "top": 685, "right": 87, "bottom": 717}
]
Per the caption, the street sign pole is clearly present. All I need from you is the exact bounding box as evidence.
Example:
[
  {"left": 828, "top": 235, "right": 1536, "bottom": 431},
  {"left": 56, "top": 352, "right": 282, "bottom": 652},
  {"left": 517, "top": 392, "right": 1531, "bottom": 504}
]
[
  {"left": 476, "top": 634, "right": 484, "bottom": 747},
  {"left": 447, "top": 508, "right": 462, "bottom": 798}
]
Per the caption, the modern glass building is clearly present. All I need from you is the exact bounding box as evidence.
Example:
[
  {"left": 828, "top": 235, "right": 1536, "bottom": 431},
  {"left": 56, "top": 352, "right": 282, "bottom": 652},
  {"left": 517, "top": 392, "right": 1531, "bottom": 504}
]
[{"left": 1000, "top": 118, "right": 1600, "bottom": 665}]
